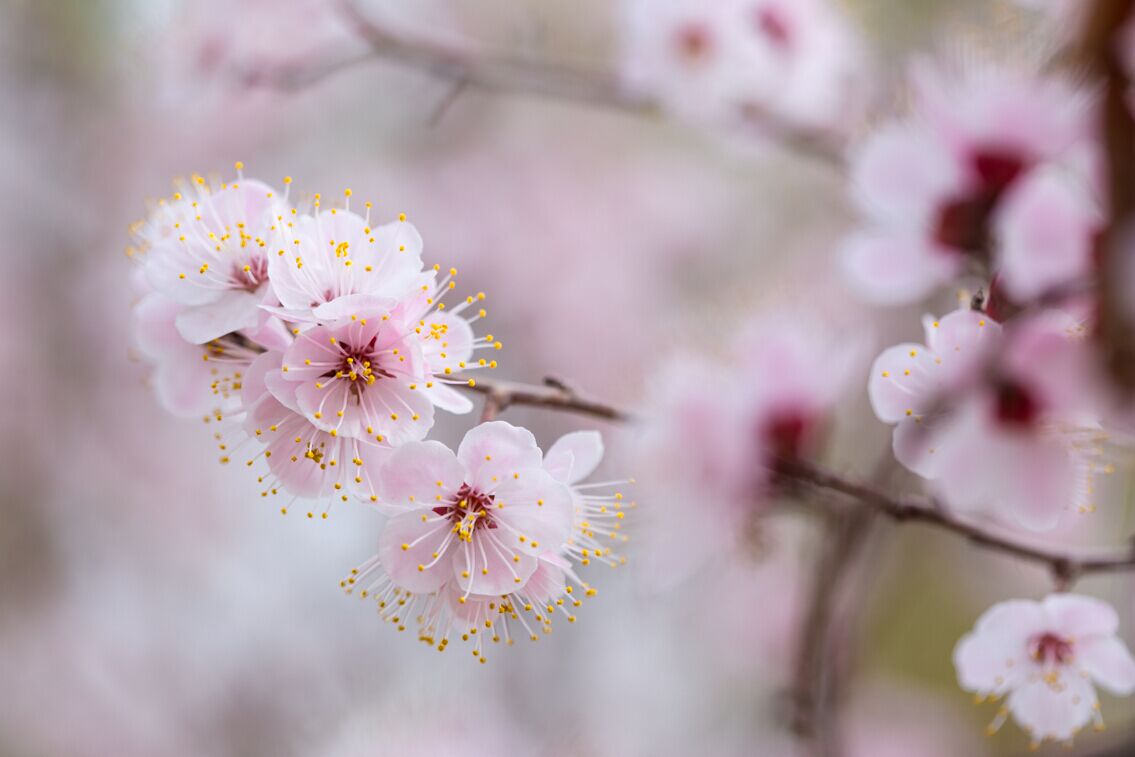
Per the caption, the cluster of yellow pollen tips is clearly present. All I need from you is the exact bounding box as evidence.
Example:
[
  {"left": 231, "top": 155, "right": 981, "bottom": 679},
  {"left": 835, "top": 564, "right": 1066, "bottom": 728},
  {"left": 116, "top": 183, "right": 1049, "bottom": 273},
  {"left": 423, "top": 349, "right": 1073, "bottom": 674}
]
[
  {"left": 566, "top": 483, "right": 634, "bottom": 569},
  {"left": 235, "top": 399, "right": 382, "bottom": 519},
  {"left": 128, "top": 165, "right": 287, "bottom": 294},
  {"left": 343, "top": 554, "right": 599, "bottom": 663}
]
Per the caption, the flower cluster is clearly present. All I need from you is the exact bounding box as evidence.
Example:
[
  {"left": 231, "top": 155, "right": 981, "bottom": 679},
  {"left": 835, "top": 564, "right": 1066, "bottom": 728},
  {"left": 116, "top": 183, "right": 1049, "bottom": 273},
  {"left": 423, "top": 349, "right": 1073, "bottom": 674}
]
[
  {"left": 619, "top": 0, "right": 869, "bottom": 141},
  {"left": 129, "top": 168, "right": 629, "bottom": 658},
  {"left": 841, "top": 64, "right": 1135, "bottom": 743}
]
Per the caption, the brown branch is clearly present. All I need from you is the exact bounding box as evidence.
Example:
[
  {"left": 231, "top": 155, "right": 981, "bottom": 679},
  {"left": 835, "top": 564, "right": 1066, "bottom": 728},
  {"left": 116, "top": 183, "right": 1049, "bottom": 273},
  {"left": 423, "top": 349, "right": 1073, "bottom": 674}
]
[
  {"left": 778, "top": 458, "right": 1135, "bottom": 585},
  {"left": 462, "top": 375, "right": 633, "bottom": 423},
  {"left": 1082, "top": 1, "right": 1135, "bottom": 392},
  {"left": 459, "top": 376, "right": 1135, "bottom": 582}
]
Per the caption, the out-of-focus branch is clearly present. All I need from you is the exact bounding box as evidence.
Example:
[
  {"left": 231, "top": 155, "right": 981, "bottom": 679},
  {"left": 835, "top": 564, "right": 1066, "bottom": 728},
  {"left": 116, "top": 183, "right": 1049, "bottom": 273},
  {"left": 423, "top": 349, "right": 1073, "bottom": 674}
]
[
  {"left": 249, "top": 0, "right": 844, "bottom": 168},
  {"left": 780, "top": 458, "right": 1135, "bottom": 586},
  {"left": 789, "top": 502, "right": 874, "bottom": 757},
  {"left": 462, "top": 375, "right": 633, "bottom": 423},
  {"left": 1082, "top": 0, "right": 1135, "bottom": 392},
  {"left": 460, "top": 376, "right": 1135, "bottom": 583},
  {"left": 335, "top": 0, "right": 642, "bottom": 109}
]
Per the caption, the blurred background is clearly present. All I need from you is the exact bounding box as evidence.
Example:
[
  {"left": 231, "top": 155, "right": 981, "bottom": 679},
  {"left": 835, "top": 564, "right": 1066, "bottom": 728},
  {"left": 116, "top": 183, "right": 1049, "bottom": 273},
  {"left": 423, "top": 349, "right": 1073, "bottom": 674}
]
[{"left": 1, "top": 0, "right": 1133, "bottom": 755}]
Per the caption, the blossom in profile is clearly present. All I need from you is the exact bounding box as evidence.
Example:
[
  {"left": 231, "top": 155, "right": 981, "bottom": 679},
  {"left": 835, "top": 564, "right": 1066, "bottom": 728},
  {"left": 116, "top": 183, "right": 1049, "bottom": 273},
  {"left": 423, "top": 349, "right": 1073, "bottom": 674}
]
[
  {"left": 543, "top": 431, "right": 631, "bottom": 570},
  {"left": 130, "top": 168, "right": 290, "bottom": 343},
  {"left": 954, "top": 594, "right": 1135, "bottom": 744},
  {"left": 869, "top": 307, "right": 1108, "bottom": 530},
  {"left": 842, "top": 66, "right": 1097, "bottom": 305},
  {"left": 619, "top": 0, "right": 869, "bottom": 139}
]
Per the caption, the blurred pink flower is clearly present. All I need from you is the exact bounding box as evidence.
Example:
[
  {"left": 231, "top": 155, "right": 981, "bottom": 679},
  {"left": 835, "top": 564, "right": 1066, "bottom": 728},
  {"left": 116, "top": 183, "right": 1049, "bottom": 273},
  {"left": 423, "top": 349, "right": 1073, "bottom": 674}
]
[
  {"left": 870, "top": 308, "right": 1108, "bottom": 530},
  {"left": 619, "top": 0, "right": 869, "bottom": 139},
  {"left": 842, "top": 65, "right": 1097, "bottom": 305},
  {"left": 994, "top": 164, "right": 1101, "bottom": 302},
  {"left": 637, "top": 313, "right": 865, "bottom": 579},
  {"left": 954, "top": 593, "right": 1135, "bottom": 743}
]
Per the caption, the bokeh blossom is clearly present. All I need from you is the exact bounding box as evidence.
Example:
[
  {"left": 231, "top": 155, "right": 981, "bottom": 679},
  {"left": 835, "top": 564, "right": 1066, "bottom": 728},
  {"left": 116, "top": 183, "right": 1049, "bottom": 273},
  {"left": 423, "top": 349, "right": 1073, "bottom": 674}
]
[
  {"left": 637, "top": 313, "right": 865, "bottom": 577},
  {"left": 619, "top": 0, "right": 870, "bottom": 140},
  {"left": 842, "top": 65, "right": 1098, "bottom": 305}
]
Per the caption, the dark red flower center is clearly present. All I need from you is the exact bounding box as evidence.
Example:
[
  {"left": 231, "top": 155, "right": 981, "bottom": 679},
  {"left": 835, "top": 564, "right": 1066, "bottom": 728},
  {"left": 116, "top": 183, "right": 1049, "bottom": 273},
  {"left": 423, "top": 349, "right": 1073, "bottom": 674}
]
[
  {"left": 673, "top": 22, "right": 713, "bottom": 62},
  {"left": 994, "top": 380, "right": 1040, "bottom": 428},
  {"left": 754, "top": 5, "right": 791, "bottom": 49},
  {"left": 934, "top": 148, "right": 1028, "bottom": 256},
  {"left": 1029, "top": 632, "right": 1073, "bottom": 665},
  {"left": 435, "top": 483, "right": 498, "bottom": 530},
  {"left": 763, "top": 409, "right": 815, "bottom": 461}
]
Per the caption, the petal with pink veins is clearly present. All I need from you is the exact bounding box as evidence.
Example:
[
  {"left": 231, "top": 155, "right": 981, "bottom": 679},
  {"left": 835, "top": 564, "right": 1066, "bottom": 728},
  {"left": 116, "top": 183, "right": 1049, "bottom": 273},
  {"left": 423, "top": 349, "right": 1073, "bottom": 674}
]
[
  {"left": 378, "top": 513, "right": 456, "bottom": 594},
  {"left": 452, "top": 537, "right": 538, "bottom": 596},
  {"left": 375, "top": 441, "right": 464, "bottom": 515}
]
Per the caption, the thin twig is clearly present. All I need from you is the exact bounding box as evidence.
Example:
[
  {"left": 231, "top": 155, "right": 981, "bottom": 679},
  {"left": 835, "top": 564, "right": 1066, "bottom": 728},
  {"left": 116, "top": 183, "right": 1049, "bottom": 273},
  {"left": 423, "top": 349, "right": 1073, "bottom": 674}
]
[
  {"left": 779, "top": 458, "right": 1135, "bottom": 585},
  {"left": 789, "top": 502, "right": 874, "bottom": 757},
  {"left": 459, "top": 376, "right": 1135, "bottom": 582},
  {"left": 335, "top": 0, "right": 640, "bottom": 109},
  {"left": 462, "top": 375, "right": 633, "bottom": 423}
]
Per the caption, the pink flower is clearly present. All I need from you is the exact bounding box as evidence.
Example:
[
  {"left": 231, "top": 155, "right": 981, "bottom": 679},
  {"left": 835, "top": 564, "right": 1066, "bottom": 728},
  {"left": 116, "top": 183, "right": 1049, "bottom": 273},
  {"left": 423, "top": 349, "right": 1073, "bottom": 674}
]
[
  {"left": 278, "top": 309, "right": 440, "bottom": 446},
  {"left": 620, "top": 0, "right": 868, "bottom": 138},
  {"left": 372, "top": 422, "right": 574, "bottom": 597},
  {"left": 954, "top": 594, "right": 1135, "bottom": 744},
  {"left": 265, "top": 204, "right": 431, "bottom": 323},
  {"left": 340, "top": 423, "right": 618, "bottom": 661},
  {"left": 638, "top": 313, "right": 864, "bottom": 577},
  {"left": 994, "top": 165, "right": 1101, "bottom": 303},
  {"left": 239, "top": 351, "right": 389, "bottom": 516},
  {"left": 544, "top": 431, "right": 631, "bottom": 569},
  {"left": 842, "top": 66, "right": 1097, "bottom": 305},
  {"left": 869, "top": 308, "right": 1107, "bottom": 530},
  {"left": 131, "top": 170, "right": 290, "bottom": 343}
]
